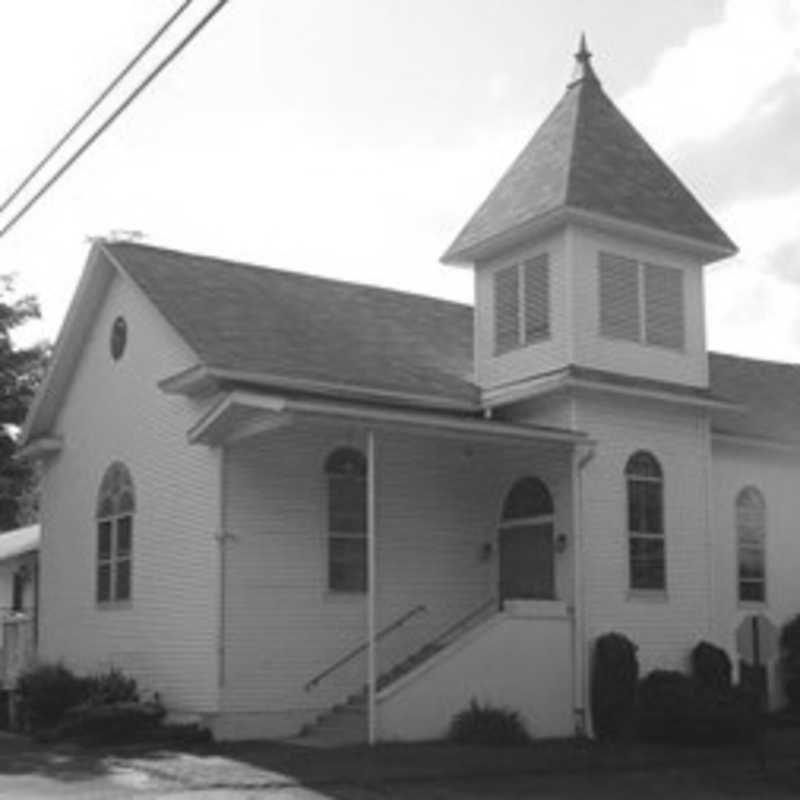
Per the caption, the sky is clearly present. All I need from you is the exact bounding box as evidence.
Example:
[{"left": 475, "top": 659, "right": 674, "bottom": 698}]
[{"left": 0, "top": 0, "right": 799, "bottom": 361}]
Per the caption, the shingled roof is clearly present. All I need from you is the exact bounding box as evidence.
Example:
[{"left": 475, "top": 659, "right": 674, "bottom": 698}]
[
  {"left": 105, "top": 242, "right": 800, "bottom": 447},
  {"left": 709, "top": 353, "right": 800, "bottom": 445},
  {"left": 107, "top": 242, "right": 478, "bottom": 408},
  {"left": 443, "top": 41, "right": 736, "bottom": 263}
]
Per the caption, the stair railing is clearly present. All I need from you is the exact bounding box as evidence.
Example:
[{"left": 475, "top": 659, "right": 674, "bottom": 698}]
[
  {"left": 304, "top": 603, "right": 427, "bottom": 692},
  {"left": 422, "top": 596, "right": 497, "bottom": 656}
]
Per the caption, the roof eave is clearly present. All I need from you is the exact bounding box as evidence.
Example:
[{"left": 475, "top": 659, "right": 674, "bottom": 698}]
[
  {"left": 441, "top": 205, "right": 737, "bottom": 267},
  {"left": 160, "top": 364, "right": 481, "bottom": 414}
]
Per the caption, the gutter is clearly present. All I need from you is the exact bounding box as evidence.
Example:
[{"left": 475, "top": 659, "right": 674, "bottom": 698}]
[
  {"left": 189, "top": 389, "right": 591, "bottom": 448},
  {"left": 160, "top": 364, "right": 480, "bottom": 414}
]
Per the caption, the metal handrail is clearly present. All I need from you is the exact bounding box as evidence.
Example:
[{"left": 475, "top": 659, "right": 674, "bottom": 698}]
[
  {"left": 304, "top": 603, "right": 427, "bottom": 691},
  {"left": 424, "top": 597, "right": 497, "bottom": 654}
]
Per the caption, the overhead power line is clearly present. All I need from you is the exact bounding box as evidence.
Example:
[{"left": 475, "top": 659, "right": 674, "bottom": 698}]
[
  {"left": 0, "top": 0, "right": 195, "bottom": 217},
  {"left": 0, "top": 0, "right": 231, "bottom": 240}
]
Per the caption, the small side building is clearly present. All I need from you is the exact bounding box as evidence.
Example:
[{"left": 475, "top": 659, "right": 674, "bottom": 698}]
[{"left": 0, "top": 524, "right": 39, "bottom": 724}]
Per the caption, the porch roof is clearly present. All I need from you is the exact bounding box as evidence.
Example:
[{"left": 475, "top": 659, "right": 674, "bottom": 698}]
[{"left": 187, "top": 389, "right": 590, "bottom": 448}]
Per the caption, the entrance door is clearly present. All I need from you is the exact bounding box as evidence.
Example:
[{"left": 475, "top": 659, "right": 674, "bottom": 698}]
[{"left": 498, "top": 477, "right": 555, "bottom": 603}]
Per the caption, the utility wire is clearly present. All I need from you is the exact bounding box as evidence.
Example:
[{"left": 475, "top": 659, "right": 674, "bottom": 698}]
[
  {"left": 0, "top": 0, "right": 195, "bottom": 217},
  {"left": 0, "top": 0, "right": 231, "bottom": 239}
]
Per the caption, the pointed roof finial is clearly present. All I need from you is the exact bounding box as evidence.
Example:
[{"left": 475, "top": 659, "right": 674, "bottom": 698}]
[{"left": 570, "top": 33, "right": 599, "bottom": 87}]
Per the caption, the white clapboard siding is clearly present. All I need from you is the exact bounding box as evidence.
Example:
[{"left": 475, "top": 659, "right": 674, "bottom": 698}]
[
  {"left": 523, "top": 253, "right": 550, "bottom": 344},
  {"left": 493, "top": 264, "right": 520, "bottom": 355},
  {"left": 598, "top": 251, "right": 640, "bottom": 343},
  {"left": 218, "top": 425, "right": 574, "bottom": 737},
  {"left": 570, "top": 394, "right": 713, "bottom": 673},
  {"left": 711, "top": 440, "right": 800, "bottom": 707},
  {"left": 644, "top": 263, "right": 685, "bottom": 350},
  {"left": 39, "top": 271, "right": 220, "bottom": 715}
]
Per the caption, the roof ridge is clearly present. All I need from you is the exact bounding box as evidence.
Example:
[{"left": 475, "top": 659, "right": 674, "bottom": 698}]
[
  {"left": 562, "top": 79, "right": 588, "bottom": 210},
  {"left": 106, "top": 240, "right": 472, "bottom": 312}
]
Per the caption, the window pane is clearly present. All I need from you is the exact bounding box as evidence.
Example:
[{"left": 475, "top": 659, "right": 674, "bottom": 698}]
[
  {"left": 117, "top": 491, "right": 135, "bottom": 515},
  {"left": 738, "top": 547, "right": 764, "bottom": 580},
  {"left": 329, "top": 476, "right": 366, "bottom": 533},
  {"left": 98, "top": 521, "right": 112, "bottom": 559},
  {"left": 97, "top": 563, "right": 112, "bottom": 603},
  {"left": 643, "top": 482, "right": 663, "bottom": 534},
  {"left": 502, "top": 477, "right": 553, "bottom": 521},
  {"left": 329, "top": 538, "right": 367, "bottom": 592},
  {"left": 116, "top": 559, "right": 131, "bottom": 601},
  {"left": 117, "top": 517, "right": 132, "bottom": 556},
  {"left": 630, "top": 537, "right": 665, "bottom": 590},
  {"left": 739, "top": 580, "right": 765, "bottom": 603},
  {"left": 626, "top": 451, "right": 662, "bottom": 479}
]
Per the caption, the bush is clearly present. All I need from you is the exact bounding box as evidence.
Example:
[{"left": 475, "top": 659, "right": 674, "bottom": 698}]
[
  {"left": 780, "top": 614, "right": 800, "bottom": 711},
  {"left": 83, "top": 668, "right": 139, "bottom": 706},
  {"left": 17, "top": 663, "right": 89, "bottom": 731},
  {"left": 59, "top": 700, "right": 165, "bottom": 744},
  {"left": 691, "top": 641, "right": 732, "bottom": 694},
  {"left": 637, "top": 669, "right": 756, "bottom": 746},
  {"left": 449, "top": 700, "right": 531, "bottom": 746},
  {"left": 17, "top": 663, "right": 144, "bottom": 735},
  {"left": 590, "top": 632, "right": 639, "bottom": 741}
]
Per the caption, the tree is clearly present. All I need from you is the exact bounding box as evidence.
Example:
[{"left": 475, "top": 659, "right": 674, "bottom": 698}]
[{"left": 0, "top": 275, "right": 49, "bottom": 530}]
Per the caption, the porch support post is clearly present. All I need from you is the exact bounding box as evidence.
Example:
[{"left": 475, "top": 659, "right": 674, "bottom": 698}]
[{"left": 366, "top": 428, "right": 378, "bottom": 745}]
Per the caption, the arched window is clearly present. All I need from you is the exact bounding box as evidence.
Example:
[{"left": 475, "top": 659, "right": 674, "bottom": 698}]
[
  {"left": 326, "top": 448, "right": 367, "bottom": 593},
  {"left": 626, "top": 451, "right": 665, "bottom": 591},
  {"left": 501, "top": 476, "right": 554, "bottom": 522},
  {"left": 96, "top": 462, "right": 135, "bottom": 604},
  {"left": 736, "top": 487, "right": 766, "bottom": 603}
]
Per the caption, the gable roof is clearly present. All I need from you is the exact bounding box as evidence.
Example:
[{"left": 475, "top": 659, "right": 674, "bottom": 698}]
[
  {"left": 442, "top": 53, "right": 736, "bottom": 263},
  {"left": 21, "top": 239, "right": 800, "bottom": 450},
  {"left": 106, "top": 242, "right": 479, "bottom": 409}
]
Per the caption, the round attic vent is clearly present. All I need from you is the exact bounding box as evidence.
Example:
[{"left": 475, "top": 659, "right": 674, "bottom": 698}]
[{"left": 110, "top": 316, "right": 127, "bottom": 361}]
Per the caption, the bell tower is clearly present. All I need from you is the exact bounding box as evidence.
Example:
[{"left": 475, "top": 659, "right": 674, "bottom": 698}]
[{"left": 442, "top": 38, "right": 737, "bottom": 405}]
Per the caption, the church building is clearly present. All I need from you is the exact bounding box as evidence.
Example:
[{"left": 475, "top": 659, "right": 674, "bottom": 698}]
[{"left": 19, "top": 41, "right": 799, "bottom": 743}]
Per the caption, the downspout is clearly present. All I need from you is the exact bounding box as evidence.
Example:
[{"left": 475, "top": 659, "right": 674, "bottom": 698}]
[
  {"left": 572, "top": 441, "right": 595, "bottom": 737},
  {"left": 216, "top": 447, "right": 229, "bottom": 691},
  {"left": 704, "top": 414, "right": 715, "bottom": 642},
  {"left": 366, "top": 429, "right": 378, "bottom": 745}
]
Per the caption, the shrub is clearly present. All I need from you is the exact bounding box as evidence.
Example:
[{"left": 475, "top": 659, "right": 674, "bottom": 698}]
[
  {"left": 59, "top": 700, "right": 165, "bottom": 744},
  {"left": 691, "top": 641, "right": 732, "bottom": 694},
  {"left": 589, "top": 632, "right": 639, "bottom": 741},
  {"left": 83, "top": 668, "right": 139, "bottom": 706},
  {"left": 780, "top": 614, "right": 800, "bottom": 711},
  {"left": 17, "top": 664, "right": 143, "bottom": 735},
  {"left": 449, "top": 700, "right": 531, "bottom": 746},
  {"left": 16, "top": 663, "right": 90, "bottom": 731},
  {"left": 637, "top": 669, "right": 756, "bottom": 746}
]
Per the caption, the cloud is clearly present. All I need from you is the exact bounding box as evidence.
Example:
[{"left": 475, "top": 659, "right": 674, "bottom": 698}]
[
  {"left": 672, "top": 73, "right": 800, "bottom": 209},
  {"left": 621, "top": 0, "right": 800, "bottom": 155}
]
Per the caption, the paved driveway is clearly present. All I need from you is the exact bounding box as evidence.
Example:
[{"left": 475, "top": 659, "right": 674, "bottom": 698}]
[{"left": 0, "top": 733, "right": 798, "bottom": 799}]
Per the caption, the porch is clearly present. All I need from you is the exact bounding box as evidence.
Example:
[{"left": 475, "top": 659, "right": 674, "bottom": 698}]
[{"left": 191, "top": 391, "right": 591, "bottom": 743}]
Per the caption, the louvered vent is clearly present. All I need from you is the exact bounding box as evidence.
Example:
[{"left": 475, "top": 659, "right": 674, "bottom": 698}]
[
  {"left": 599, "top": 252, "right": 639, "bottom": 342},
  {"left": 494, "top": 265, "right": 520, "bottom": 355},
  {"left": 644, "top": 264, "right": 684, "bottom": 350},
  {"left": 523, "top": 254, "right": 550, "bottom": 343}
]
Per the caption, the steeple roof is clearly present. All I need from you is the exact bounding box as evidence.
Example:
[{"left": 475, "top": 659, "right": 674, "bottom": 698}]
[{"left": 442, "top": 39, "right": 737, "bottom": 263}]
